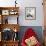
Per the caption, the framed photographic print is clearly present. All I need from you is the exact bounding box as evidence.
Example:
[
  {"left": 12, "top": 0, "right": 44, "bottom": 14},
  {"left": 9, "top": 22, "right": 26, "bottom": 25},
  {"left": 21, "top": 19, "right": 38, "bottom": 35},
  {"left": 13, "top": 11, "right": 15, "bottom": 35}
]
[
  {"left": 2, "top": 10, "right": 9, "bottom": 15},
  {"left": 25, "top": 7, "right": 36, "bottom": 20}
]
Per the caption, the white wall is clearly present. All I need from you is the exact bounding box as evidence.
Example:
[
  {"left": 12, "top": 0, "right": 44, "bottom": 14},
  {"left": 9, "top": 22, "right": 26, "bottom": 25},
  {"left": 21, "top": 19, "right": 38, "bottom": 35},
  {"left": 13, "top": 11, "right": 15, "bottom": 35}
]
[
  {"left": 18, "top": 0, "right": 44, "bottom": 26},
  {"left": 0, "top": 0, "right": 44, "bottom": 26}
]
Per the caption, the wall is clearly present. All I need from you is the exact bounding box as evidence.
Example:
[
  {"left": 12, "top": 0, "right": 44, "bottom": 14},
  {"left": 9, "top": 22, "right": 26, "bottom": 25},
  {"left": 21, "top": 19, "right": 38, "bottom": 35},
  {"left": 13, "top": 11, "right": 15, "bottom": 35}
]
[
  {"left": 18, "top": 0, "right": 44, "bottom": 26},
  {"left": 0, "top": 0, "right": 44, "bottom": 26}
]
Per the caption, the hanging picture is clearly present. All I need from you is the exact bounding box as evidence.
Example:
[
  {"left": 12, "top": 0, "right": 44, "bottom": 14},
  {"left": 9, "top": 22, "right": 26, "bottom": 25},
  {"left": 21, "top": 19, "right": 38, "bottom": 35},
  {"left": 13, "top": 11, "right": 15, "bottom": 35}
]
[
  {"left": 2, "top": 10, "right": 9, "bottom": 15},
  {"left": 25, "top": 7, "right": 36, "bottom": 20}
]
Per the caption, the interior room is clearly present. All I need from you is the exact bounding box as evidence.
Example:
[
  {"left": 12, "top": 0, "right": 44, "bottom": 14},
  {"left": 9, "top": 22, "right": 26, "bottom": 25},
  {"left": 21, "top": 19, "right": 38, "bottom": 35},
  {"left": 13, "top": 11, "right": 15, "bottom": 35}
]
[{"left": 0, "top": 0, "right": 46, "bottom": 46}]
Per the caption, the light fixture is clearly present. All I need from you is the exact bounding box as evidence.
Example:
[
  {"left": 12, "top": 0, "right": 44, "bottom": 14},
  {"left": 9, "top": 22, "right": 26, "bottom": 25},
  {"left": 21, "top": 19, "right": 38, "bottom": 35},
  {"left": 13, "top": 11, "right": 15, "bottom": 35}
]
[{"left": 15, "top": 0, "right": 17, "bottom": 7}]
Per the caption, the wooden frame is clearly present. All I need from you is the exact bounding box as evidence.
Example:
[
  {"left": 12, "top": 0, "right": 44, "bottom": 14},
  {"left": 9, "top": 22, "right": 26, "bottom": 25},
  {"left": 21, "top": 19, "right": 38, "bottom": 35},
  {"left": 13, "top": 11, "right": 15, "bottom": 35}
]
[
  {"left": 0, "top": 32, "right": 1, "bottom": 41},
  {"left": 0, "top": 7, "right": 19, "bottom": 16},
  {"left": 0, "top": 15, "right": 1, "bottom": 24},
  {"left": 0, "top": 7, "right": 19, "bottom": 24},
  {"left": 25, "top": 7, "right": 36, "bottom": 20},
  {"left": 0, "top": 7, "right": 19, "bottom": 46}
]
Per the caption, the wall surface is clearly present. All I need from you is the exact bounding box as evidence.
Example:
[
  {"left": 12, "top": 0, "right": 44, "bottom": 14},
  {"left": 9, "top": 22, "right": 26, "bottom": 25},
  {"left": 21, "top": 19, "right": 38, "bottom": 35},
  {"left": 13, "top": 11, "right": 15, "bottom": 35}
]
[
  {"left": 0, "top": 0, "right": 44, "bottom": 26},
  {"left": 18, "top": 0, "right": 44, "bottom": 26}
]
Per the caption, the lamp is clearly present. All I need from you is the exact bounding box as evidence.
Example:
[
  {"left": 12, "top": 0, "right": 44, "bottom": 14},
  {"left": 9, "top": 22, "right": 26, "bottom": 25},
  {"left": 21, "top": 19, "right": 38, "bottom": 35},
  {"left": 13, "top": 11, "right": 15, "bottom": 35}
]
[{"left": 15, "top": 0, "right": 17, "bottom": 7}]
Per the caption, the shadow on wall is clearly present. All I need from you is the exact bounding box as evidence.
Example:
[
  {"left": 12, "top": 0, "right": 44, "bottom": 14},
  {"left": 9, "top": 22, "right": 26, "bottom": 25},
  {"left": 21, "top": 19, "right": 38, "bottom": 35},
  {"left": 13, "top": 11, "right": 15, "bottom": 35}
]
[{"left": 18, "top": 26, "right": 43, "bottom": 44}]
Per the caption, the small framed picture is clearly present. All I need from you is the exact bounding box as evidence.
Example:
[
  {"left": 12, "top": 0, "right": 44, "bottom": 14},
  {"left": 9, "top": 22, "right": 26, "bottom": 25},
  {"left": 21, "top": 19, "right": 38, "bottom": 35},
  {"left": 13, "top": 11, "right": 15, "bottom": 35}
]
[
  {"left": 2, "top": 10, "right": 9, "bottom": 15},
  {"left": 25, "top": 7, "right": 36, "bottom": 20}
]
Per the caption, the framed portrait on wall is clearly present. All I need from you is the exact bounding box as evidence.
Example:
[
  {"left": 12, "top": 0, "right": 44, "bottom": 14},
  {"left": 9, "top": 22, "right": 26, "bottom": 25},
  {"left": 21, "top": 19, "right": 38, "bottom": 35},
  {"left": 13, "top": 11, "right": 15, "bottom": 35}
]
[
  {"left": 25, "top": 7, "right": 36, "bottom": 20},
  {"left": 2, "top": 10, "right": 9, "bottom": 15}
]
